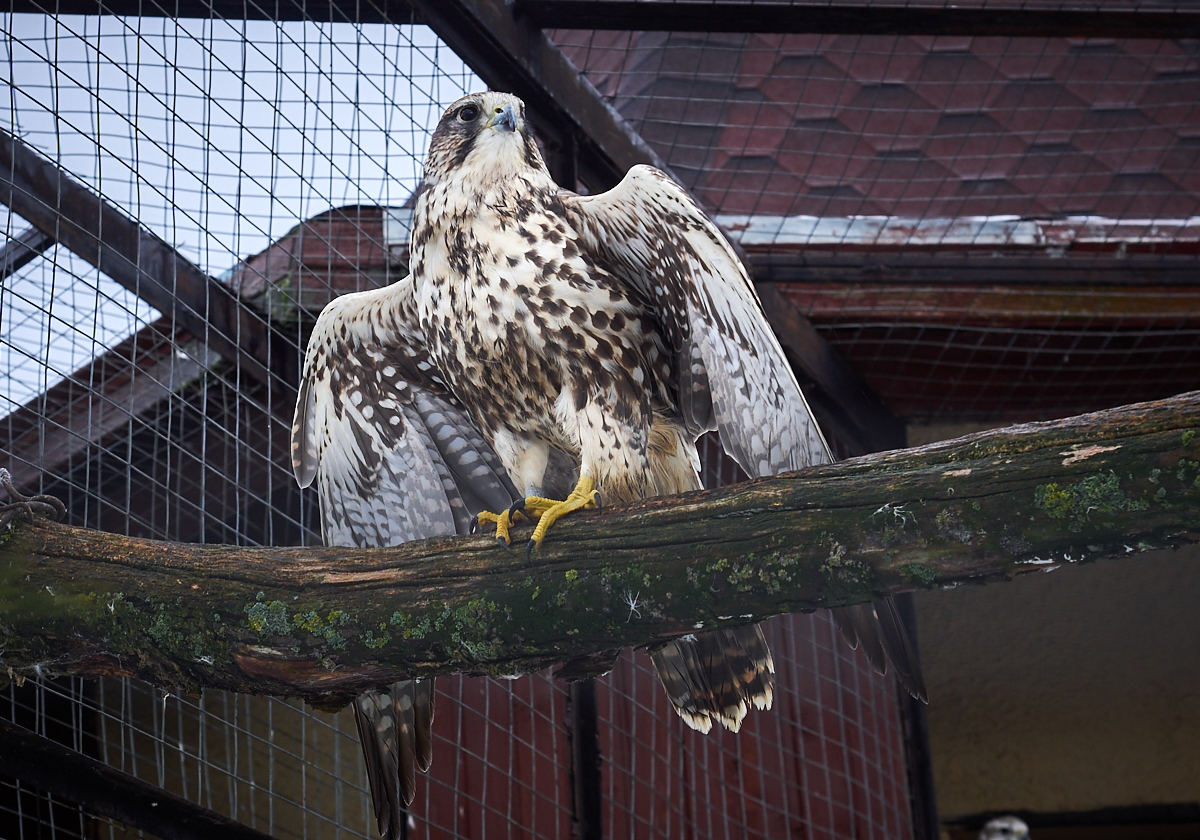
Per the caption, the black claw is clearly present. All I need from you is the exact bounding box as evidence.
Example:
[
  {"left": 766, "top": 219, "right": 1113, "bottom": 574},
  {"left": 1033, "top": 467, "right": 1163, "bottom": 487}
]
[
  {"left": 592, "top": 492, "right": 602, "bottom": 512},
  {"left": 470, "top": 519, "right": 480, "bottom": 535},
  {"left": 498, "top": 536, "right": 514, "bottom": 554},
  {"left": 508, "top": 498, "right": 526, "bottom": 516},
  {"left": 525, "top": 539, "right": 537, "bottom": 561}
]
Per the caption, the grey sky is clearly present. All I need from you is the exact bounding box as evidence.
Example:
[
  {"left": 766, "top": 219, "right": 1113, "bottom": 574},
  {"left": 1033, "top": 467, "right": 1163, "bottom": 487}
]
[{"left": 1, "top": 13, "right": 478, "bottom": 410}]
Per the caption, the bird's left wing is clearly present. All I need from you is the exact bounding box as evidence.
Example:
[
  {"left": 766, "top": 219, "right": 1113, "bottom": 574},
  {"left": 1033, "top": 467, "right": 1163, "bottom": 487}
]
[
  {"left": 562, "top": 167, "right": 926, "bottom": 702},
  {"left": 561, "top": 164, "right": 831, "bottom": 477}
]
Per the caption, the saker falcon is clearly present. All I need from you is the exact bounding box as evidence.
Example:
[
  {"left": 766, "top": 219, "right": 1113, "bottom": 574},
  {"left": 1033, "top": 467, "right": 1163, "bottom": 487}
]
[{"left": 292, "top": 91, "right": 926, "bottom": 839}]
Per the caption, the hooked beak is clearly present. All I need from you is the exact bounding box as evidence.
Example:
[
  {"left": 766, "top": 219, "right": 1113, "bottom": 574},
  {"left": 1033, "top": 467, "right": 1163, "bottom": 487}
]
[{"left": 487, "top": 104, "right": 518, "bottom": 133}]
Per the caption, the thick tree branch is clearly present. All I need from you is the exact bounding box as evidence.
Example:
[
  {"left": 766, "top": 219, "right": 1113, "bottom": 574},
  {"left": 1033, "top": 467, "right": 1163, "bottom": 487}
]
[{"left": 1, "top": 393, "right": 1197, "bottom": 706}]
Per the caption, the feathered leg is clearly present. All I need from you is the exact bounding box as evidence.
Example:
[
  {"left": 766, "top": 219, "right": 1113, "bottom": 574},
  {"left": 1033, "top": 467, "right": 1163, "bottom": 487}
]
[{"left": 354, "top": 679, "right": 436, "bottom": 839}]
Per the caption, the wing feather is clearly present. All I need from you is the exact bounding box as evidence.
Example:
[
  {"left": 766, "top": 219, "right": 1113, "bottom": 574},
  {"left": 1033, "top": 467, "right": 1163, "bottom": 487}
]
[
  {"left": 563, "top": 167, "right": 925, "bottom": 702},
  {"left": 292, "top": 279, "right": 517, "bottom": 547},
  {"left": 293, "top": 278, "right": 517, "bottom": 835},
  {"left": 562, "top": 165, "right": 831, "bottom": 477}
]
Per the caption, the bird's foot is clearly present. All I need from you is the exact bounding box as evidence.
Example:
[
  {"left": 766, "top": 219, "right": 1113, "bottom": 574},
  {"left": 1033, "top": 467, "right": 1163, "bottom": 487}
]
[
  {"left": 522, "top": 475, "right": 600, "bottom": 553},
  {"left": 475, "top": 501, "right": 529, "bottom": 549},
  {"left": 476, "top": 477, "right": 600, "bottom": 555}
]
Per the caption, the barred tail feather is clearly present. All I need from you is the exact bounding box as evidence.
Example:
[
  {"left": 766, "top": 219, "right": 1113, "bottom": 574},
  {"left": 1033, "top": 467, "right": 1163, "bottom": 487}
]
[
  {"left": 353, "top": 679, "right": 436, "bottom": 840},
  {"left": 650, "top": 625, "right": 774, "bottom": 734}
]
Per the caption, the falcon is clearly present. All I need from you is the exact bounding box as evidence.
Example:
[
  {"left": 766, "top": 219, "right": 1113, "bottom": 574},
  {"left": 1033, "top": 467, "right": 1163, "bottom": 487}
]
[{"left": 292, "top": 90, "right": 926, "bottom": 839}]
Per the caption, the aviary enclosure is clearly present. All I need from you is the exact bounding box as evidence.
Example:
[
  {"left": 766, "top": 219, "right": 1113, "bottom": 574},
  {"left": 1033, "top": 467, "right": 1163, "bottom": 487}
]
[{"left": 1, "top": 1, "right": 1198, "bottom": 838}]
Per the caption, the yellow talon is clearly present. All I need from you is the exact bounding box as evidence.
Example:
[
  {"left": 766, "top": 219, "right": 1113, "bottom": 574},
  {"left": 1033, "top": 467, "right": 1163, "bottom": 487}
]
[
  {"left": 476, "top": 505, "right": 527, "bottom": 546},
  {"left": 476, "top": 476, "right": 600, "bottom": 551},
  {"left": 527, "top": 475, "right": 600, "bottom": 548}
]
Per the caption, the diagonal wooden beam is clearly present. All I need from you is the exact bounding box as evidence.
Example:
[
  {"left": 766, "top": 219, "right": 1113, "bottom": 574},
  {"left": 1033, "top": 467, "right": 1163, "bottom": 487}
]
[
  {"left": 0, "top": 719, "right": 275, "bottom": 840},
  {"left": 406, "top": 0, "right": 672, "bottom": 192},
  {"left": 0, "top": 225, "right": 54, "bottom": 281},
  {"left": 756, "top": 282, "right": 906, "bottom": 454},
  {"left": 0, "top": 129, "right": 298, "bottom": 404}
]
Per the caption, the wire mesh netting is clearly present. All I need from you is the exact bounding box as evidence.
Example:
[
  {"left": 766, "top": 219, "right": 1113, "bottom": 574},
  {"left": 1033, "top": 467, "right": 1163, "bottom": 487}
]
[
  {"left": 4, "top": 1, "right": 1193, "bottom": 838},
  {"left": 0, "top": 10, "right": 583, "bottom": 838},
  {"left": 552, "top": 26, "right": 1200, "bottom": 423}
]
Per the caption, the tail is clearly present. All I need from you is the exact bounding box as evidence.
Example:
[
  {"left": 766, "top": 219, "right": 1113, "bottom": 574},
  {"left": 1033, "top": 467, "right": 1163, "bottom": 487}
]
[
  {"left": 353, "top": 679, "right": 436, "bottom": 839},
  {"left": 833, "top": 598, "right": 927, "bottom": 702},
  {"left": 650, "top": 625, "right": 774, "bottom": 733}
]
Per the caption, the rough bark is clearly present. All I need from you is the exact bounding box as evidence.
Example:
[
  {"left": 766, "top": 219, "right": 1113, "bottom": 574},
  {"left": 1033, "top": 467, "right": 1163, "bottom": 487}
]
[{"left": 1, "top": 392, "right": 1197, "bottom": 708}]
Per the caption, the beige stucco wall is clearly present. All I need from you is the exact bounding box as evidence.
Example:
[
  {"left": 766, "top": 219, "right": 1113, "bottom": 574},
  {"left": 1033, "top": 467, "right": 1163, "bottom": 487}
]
[{"left": 915, "top": 544, "right": 1200, "bottom": 818}]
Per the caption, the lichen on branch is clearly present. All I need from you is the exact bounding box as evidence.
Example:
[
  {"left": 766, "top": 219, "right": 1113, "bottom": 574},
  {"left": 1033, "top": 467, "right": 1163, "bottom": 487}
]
[{"left": 0, "top": 392, "right": 1197, "bottom": 706}]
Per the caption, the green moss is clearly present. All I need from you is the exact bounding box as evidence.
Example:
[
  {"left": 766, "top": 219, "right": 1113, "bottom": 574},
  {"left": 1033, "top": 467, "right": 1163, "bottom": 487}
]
[
  {"left": 293, "top": 611, "right": 324, "bottom": 634},
  {"left": 1034, "top": 483, "right": 1075, "bottom": 519},
  {"left": 819, "top": 537, "right": 876, "bottom": 603},
  {"left": 1177, "top": 459, "right": 1199, "bottom": 482},
  {"left": 565, "top": 569, "right": 578, "bottom": 582},
  {"left": 1183, "top": 429, "right": 1196, "bottom": 446},
  {"left": 446, "top": 598, "right": 503, "bottom": 661},
  {"left": 389, "top": 610, "right": 431, "bottom": 639},
  {"left": 1035, "top": 472, "right": 1149, "bottom": 532},
  {"left": 362, "top": 630, "right": 390, "bottom": 649},
  {"left": 899, "top": 563, "right": 939, "bottom": 587}
]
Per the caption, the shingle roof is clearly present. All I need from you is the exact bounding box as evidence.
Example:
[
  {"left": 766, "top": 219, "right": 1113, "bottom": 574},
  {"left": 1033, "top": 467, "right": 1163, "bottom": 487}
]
[{"left": 555, "top": 31, "right": 1200, "bottom": 224}]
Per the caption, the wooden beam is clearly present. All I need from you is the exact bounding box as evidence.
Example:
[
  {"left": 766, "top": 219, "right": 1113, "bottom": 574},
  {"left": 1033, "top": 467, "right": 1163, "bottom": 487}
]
[
  {"left": 0, "top": 719, "right": 276, "bottom": 840},
  {"left": 0, "top": 391, "right": 1195, "bottom": 704},
  {"left": 749, "top": 252, "right": 1200, "bottom": 289},
  {"left": 517, "top": 1, "right": 1200, "bottom": 39},
  {"left": 0, "top": 129, "right": 298, "bottom": 405},
  {"left": 407, "top": 0, "right": 672, "bottom": 192},
  {"left": 0, "top": 319, "right": 213, "bottom": 493},
  {"left": 756, "top": 282, "right": 906, "bottom": 453},
  {"left": 0, "top": 225, "right": 53, "bottom": 282}
]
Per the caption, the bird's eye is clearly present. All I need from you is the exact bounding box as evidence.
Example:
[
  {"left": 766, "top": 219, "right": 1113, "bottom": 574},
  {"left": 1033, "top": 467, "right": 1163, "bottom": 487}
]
[{"left": 458, "top": 105, "right": 480, "bottom": 122}]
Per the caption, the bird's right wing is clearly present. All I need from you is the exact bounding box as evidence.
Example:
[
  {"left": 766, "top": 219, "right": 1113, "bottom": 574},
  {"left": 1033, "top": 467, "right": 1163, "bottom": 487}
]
[
  {"left": 292, "top": 278, "right": 517, "bottom": 836},
  {"left": 292, "top": 278, "right": 517, "bottom": 544}
]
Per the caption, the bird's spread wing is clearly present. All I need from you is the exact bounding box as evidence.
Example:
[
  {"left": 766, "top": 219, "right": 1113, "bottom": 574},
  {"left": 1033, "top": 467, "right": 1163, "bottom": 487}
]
[
  {"left": 563, "top": 167, "right": 926, "bottom": 702},
  {"left": 292, "top": 279, "right": 517, "bottom": 836},
  {"left": 292, "top": 280, "right": 517, "bottom": 544},
  {"left": 562, "top": 164, "right": 831, "bottom": 477}
]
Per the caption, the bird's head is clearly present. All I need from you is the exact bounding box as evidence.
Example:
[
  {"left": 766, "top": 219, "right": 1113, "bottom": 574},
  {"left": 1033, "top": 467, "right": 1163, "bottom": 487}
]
[{"left": 422, "top": 91, "right": 548, "bottom": 186}]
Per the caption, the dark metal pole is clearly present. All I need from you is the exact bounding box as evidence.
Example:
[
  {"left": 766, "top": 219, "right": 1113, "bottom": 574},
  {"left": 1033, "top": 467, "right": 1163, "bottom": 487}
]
[{"left": 565, "top": 680, "right": 603, "bottom": 840}]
